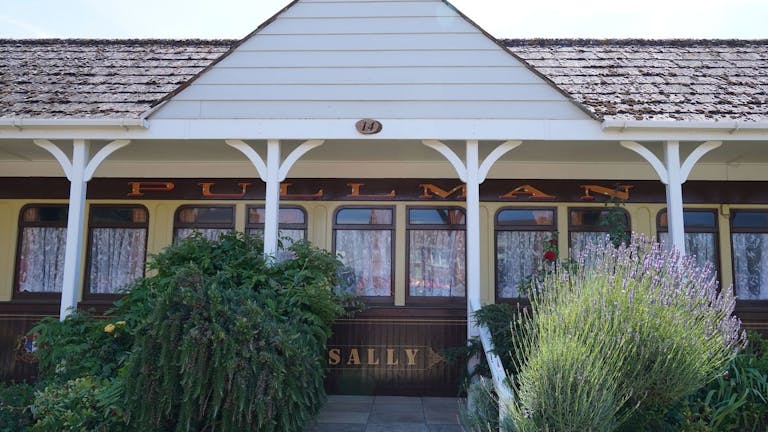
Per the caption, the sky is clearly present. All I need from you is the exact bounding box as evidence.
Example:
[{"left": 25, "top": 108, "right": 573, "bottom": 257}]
[{"left": 0, "top": 0, "right": 767, "bottom": 40}]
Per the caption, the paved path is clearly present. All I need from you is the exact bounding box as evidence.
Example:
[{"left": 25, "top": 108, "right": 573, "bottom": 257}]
[{"left": 306, "top": 395, "right": 464, "bottom": 432}]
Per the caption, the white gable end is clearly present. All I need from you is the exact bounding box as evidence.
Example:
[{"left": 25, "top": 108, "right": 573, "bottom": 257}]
[{"left": 151, "top": 0, "right": 591, "bottom": 122}]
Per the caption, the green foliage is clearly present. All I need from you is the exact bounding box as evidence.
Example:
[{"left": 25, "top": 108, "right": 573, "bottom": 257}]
[
  {"left": 505, "top": 236, "right": 743, "bottom": 431},
  {"left": 29, "top": 376, "right": 128, "bottom": 432},
  {"left": 0, "top": 382, "right": 34, "bottom": 431},
  {"left": 600, "top": 192, "right": 630, "bottom": 247},
  {"left": 664, "top": 330, "right": 768, "bottom": 431},
  {"left": 459, "top": 378, "right": 501, "bottom": 432},
  {"left": 119, "top": 232, "right": 346, "bottom": 432},
  {"left": 31, "top": 312, "right": 131, "bottom": 384}
]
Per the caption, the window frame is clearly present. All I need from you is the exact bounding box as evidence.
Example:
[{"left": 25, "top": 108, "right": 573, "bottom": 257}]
[
  {"left": 245, "top": 205, "right": 308, "bottom": 241},
  {"left": 494, "top": 207, "right": 557, "bottom": 303},
  {"left": 729, "top": 209, "right": 768, "bottom": 309},
  {"left": 656, "top": 208, "right": 720, "bottom": 275},
  {"left": 173, "top": 205, "right": 235, "bottom": 240},
  {"left": 405, "top": 205, "right": 467, "bottom": 306},
  {"left": 14, "top": 204, "right": 69, "bottom": 300},
  {"left": 332, "top": 205, "right": 395, "bottom": 305},
  {"left": 568, "top": 206, "right": 631, "bottom": 256},
  {"left": 83, "top": 204, "right": 149, "bottom": 301}
]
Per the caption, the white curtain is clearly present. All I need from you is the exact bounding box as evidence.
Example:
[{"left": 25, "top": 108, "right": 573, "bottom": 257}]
[
  {"left": 17, "top": 227, "right": 66, "bottom": 293},
  {"left": 335, "top": 230, "right": 391, "bottom": 296},
  {"left": 89, "top": 228, "right": 147, "bottom": 294},
  {"left": 569, "top": 232, "right": 607, "bottom": 259},
  {"left": 659, "top": 232, "right": 717, "bottom": 270},
  {"left": 409, "top": 230, "right": 466, "bottom": 297},
  {"left": 497, "top": 231, "right": 549, "bottom": 298},
  {"left": 248, "top": 228, "right": 305, "bottom": 261},
  {"left": 733, "top": 233, "right": 768, "bottom": 300},
  {"left": 175, "top": 228, "right": 231, "bottom": 242}
]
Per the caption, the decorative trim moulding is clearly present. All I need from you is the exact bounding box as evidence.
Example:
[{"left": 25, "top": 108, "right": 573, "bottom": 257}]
[
  {"left": 602, "top": 119, "right": 768, "bottom": 133},
  {"left": 0, "top": 118, "right": 149, "bottom": 129}
]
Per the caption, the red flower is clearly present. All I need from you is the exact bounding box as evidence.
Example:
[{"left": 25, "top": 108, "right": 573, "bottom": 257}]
[
  {"left": 548, "top": 239, "right": 556, "bottom": 246},
  {"left": 543, "top": 250, "right": 556, "bottom": 262}
]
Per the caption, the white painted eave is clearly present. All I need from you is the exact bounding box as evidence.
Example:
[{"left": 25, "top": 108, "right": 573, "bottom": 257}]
[
  {"left": 602, "top": 119, "right": 768, "bottom": 133},
  {"left": 0, "top": 118, "right": 149, "bottom": 129}
]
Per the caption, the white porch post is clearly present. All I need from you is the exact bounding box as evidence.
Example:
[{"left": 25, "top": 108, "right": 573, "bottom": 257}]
[
  {"left": 465, "top": 140, "right": 481, "bottom": 339},
  {"left": 264, "top": 140, "right": 281, "bottom": 258},
  {"left": 621, "top": 140, "right": 722, "bottom": 253},
  {"left": 664, "top": 141, "right": 686, "bottom": 251},
  {"left": 34, "top": 139, "right": 130, "bottom": 320},
  {"left": 226, "top": 139, "right": 324, "bottom": 258},
  {"left": 422, "top": 139, "right": 521, "bottom": 339}
]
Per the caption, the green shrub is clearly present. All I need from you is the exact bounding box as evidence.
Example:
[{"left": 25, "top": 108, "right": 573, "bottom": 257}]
[
  {"left": 31, "top": 312, "right": 132, "bottom": 384},
  {"left": 669, "top": 330, "right": 768, "bottom": 431},
  {"left": 118, "top": 232, "right": 346, "bottom": 432},
  {"left": 29, "top": 376, "right": 127, "bottom": 432},
  {"left": 0, "top": 382, "right": 34, "bottom": 431},
  {"left": 505, "top": 235, "right": 744, "bottom": 432}
]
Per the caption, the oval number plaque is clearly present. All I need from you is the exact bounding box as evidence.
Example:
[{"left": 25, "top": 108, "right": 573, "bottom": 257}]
[{"left": 356, "top": 119, "right": 383, "bottom": 135}]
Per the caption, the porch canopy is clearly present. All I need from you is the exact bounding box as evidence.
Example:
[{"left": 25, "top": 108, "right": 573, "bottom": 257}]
[{"left": 0, "top": 0, "right": 767, "bottom": 333}]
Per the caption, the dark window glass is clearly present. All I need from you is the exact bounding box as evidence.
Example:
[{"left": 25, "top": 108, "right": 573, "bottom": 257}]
[
  {"left": 174, "top": 206, "right": 235, "bottom": 241},
  {"left": 658, "top": 209, "right": 718, "bottom": 273}
]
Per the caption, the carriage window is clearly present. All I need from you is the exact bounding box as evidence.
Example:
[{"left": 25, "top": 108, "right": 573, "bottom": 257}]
[
  {"left": 247, "top": 206, "right": 307, "bottom": 260},
  {"left": 174, "top": 206, "right": 235, "bottom": 241},
  {"left": 658, "top": 209, "right": 718, "bottom": 272},
  {"left": 496, "top": 208, "right": 556, "bottom": 299},
  {"left": 334, "top": 207, "right": 393, "bottom": 298},
  {"left": 16, "top": 205, "right": 68, "bottom": 294},
  {"left": 87, "top": 206, "right": 148, "bottom": 295},
  {"left": 731, "top": 210, "right": 768, "bottom": 300},
  {"left": 408, "top": 207, "right": 466, "bottom": 299},
  {"left": 247, "top": 206, "right": 306, "bottom": 244},
  {"left": 569, "top": 208, "right": 630, "bottom": 257}
]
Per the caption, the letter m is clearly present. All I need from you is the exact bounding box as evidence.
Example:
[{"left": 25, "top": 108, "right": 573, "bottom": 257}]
[{"left": 419, "top": 183, "right": 466, "bottom": 200}]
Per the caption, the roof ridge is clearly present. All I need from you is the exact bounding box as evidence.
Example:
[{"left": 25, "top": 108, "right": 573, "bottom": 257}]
[
  {"left": 0, "top": 38, "right": 237, "bottom": 46},
  {"left": 502, "top": 38, "right": 768, "bottom": 47}
]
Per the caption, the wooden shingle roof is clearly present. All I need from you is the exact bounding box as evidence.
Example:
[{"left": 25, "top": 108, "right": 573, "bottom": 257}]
[
  {"left": 505, "top": 39, "right": 768, "bottom": 121},
  {"left": 0, "top": 38, "right": 766, "bottom": 122},
  {"left": 0, "top": 39, "right": 231, "bottom": 119}
]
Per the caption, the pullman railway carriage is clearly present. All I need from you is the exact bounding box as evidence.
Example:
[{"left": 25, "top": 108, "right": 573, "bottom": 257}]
[{"left": 1, "top": 0, "right": 767, "bottom": 397}]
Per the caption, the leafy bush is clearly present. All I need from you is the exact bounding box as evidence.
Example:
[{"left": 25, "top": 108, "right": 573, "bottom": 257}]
[
  {"left": 505, "top": 235, "right": 744, "bottom": 431},
  {"left": 118, "top": 232, "right": 346, "bottom": 432},
  {"left": 31, "top": 312, "right": 132, "bottom": 384},
  {"left": 29, "top": 376, "right": 127, "bottom": 432},
  {"left": 669, "top": 330, "right": 768, "bottom": 431},
  {"left": 0, "top": 382, "right": 34, "bottom": 431}
]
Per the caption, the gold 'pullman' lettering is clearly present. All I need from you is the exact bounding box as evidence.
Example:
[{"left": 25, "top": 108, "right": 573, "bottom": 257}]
[
  {"left": 280, "top": 183, "right": 324, "bottom": 199},
  {"left": 199, "top": 182, "right": 253, "bottom": 199},
  {"left": 347, "top": 183, "right": 395, "bottom": 199},
  {"left": 419, "top": 183, "right": 466, "bottom": 200},
  {"left": 127, "top": 181, "right": 175, "bottom": 197},
  {"left": 499, "top": 184, "right": 556, "bottom": 201}
]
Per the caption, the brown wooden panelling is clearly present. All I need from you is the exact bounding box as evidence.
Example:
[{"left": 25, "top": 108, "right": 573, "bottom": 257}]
[
  {"left": 325, "top": 307, "right": 467, "bottom": 396},
  {"left": 0, "top": 315, "right": 49, "bottom": 383}
]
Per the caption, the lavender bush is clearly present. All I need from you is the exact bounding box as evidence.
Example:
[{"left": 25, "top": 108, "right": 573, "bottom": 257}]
[{"left": 506, "top": 235, "right": 745, "bottom": 432}]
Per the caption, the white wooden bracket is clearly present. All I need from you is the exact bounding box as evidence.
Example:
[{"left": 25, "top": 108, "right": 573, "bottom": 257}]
[
  {"left": 422, "top": 140, "right": 522, "bottom": 182},
  {"left": 226, "top": 139, "right": 324, "bottom": 259},
  {"left": 620, "top": 140, "right": 722, "bottom": 184},
  {"left": 225, "top": 139, "right": 325, "bottom": 182}
]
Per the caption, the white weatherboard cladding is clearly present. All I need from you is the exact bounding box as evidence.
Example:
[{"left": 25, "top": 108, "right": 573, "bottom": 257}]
[{"left": 151, "top": 0, "right": 589, "bottom": 122}]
